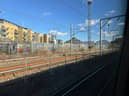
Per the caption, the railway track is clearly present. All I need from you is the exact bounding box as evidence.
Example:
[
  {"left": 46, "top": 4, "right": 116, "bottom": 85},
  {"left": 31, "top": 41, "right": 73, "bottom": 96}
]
[
  {"left": 0, "top": 55, "right": 81, "bottom": 72},
  {"left": 0, "top": 55, "right": 88, "bottom": 82},
  {"left": 0, "top": 50, "right": 111, "bottom": 82}
]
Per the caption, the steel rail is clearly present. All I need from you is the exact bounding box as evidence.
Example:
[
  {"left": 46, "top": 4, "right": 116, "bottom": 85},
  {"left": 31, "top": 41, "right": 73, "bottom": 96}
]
[
  {"left": 0, "top": 56, "right": 41, "bottom": 62},
  {"left": 0, "top": 50, "right": 94, "bottom": 61},
  {"left": 0, "top": 51, "right": 110, "bottom": 76},
  {"left": 0, "top": 55, "right": 61, "bottom": 63},
  {"left": 0, "top": 55, "right": 83, "bottom": 74},
  {"left": 0, "top": 50, "right": 103, "bottom": 63}
]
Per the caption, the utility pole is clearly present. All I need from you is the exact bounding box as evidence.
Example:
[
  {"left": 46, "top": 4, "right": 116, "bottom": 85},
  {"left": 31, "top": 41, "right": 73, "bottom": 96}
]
[
  {"left": 107, "top": 23, "right": 113, "bottom": 52},
  {"left": 100, "top": 19, "right": 102, "bottom": 55},
  {"left": 87, "top": 0, "right": 92, "bottom": 50},
  {"left": 70, "top": 24, "right": 73, "bottom": 56}
]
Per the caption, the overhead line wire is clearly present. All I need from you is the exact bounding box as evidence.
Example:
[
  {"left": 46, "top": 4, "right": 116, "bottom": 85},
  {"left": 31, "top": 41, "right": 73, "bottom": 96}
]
[{"left": 58, "top": 0, "right": 86, "bottom": 19}]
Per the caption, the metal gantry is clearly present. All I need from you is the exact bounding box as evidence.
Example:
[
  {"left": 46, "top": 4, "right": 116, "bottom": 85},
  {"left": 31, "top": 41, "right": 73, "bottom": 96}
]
[
  {"left": 99, "top": 15, "right": 126, "bottom": 55},
  {"left": 70, "top": 24, "right": 86, "bottom": 56}
]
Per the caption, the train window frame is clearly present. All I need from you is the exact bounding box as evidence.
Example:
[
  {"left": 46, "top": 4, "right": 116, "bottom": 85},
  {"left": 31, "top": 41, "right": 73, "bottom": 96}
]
[{"left": 114, "top": 2, "right": 129, "bottom": 96}]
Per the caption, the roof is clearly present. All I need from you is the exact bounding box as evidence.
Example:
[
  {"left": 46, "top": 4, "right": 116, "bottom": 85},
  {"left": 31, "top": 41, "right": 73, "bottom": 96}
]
[
  {"left": 0, "top": 19, "right": 31, "bottom": 30},
  {"left": 65, "top": 37, "right": 83, "bottom": 44}
]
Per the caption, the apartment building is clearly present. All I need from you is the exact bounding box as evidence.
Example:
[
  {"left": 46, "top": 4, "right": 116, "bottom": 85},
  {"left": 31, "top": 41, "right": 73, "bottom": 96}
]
[
  {"left": 44, "top": 34, "right": 51, "bottom": 44},
  {"left": 0, "top": 19, "right": 53, "bottom": 44},
  {"left": 29, "top": 32, "right": 44, "bottom": 43},
  {"left": 0, "top": 19, "right": 18, "bottom": 41},
  {"left": 38, "top": 34, "right": 44, "bottom": 43},
  {"left": 0, "top": 19, "right": 26, "bottom": 42}
]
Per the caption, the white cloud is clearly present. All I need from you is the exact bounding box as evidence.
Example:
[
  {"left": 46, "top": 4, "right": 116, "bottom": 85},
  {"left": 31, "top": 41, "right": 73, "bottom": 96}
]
[
  {"left": 109, "top": 10, "right": 116, "bottom": 14},
  {"left": 104, "top": 13, "right": 110, "bottom": 16},
  {"left": 118, "top": 22, "right": 125, "bottom": 26},
  {"left": 49, "top": 30, "right": 67, "bottom": 36},
  {"left": 104, "top": 10, "right": 116, "bottom": 16},
  {"left": 97, "top": 31, "right": 116, "bottom": 37},
  {"left": 78, "top": 24, "right": 84, "bottom": 26},
  {"left": 79, "top": 27, "right": 86, "bottom": 31},
  {"left": 91, "top": 30, "right": 95, "bottom": 33},
  {"left": 78, "top": 19, "right": 100, "bottom": 27},
  {"left": 85, "top": 19, "right": 100, "bottom": 26},
  {"left": 102, "top": 32, "right": 114, "bottom": 37},
  {"left": 42, "top": 12, "right": 52, "bottom": 16}
]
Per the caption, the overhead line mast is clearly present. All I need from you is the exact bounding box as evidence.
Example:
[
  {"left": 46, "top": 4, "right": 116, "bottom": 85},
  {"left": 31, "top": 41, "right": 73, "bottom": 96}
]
[{"left": 87, "top": 0, "right": 92, "bottom": 49}]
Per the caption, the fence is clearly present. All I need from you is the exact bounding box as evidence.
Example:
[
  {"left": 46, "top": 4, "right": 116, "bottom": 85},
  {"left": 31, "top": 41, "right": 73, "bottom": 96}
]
[
  {"left": 0, "top": 42, "right": 17, "bottom": 54},
  {"left": 0, "top": 41, "right": 102, "bottom": 54}
]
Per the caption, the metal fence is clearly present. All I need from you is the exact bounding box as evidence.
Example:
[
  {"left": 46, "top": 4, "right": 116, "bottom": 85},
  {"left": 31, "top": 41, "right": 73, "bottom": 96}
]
[
  {"left": 0, "top": 41, "right": 90, "bottom": 54},
  {"left": 0, "top": 42, "right": 17, "bottom": 54}
]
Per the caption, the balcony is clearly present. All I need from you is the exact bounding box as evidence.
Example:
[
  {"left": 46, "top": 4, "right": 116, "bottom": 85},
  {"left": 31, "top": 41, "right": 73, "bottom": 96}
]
[
  {"left": 14, "top": 31, "right": 18, "bottom": 35},
  {"left": 0, "top": 32, "right": 7, "bottom": 37}
]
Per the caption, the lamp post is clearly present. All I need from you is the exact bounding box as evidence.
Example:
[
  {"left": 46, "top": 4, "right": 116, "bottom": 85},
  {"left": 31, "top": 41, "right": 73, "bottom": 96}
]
[{"left": 87, "top": 0, "right": 92, "bottom": 50}]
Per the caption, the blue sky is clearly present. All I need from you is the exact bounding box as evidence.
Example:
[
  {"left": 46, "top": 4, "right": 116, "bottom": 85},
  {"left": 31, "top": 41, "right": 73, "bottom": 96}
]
[{"left": 0, "top": 0, "right": 126, "bottom": 41}]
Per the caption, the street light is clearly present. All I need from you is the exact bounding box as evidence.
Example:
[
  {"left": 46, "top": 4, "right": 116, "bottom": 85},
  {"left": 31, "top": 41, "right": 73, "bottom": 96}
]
[
  {"left": 88, "top": 0, "right": 92, "bottom": 4},
  {"left": 87, "top": 0, "right": 93, "bottom": 50}
]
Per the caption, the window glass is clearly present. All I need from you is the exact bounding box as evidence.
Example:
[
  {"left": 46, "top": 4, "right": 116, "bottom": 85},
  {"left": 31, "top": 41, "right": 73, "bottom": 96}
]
[{"left": 0, "top": 0, "right": 127, "bottom": 96}]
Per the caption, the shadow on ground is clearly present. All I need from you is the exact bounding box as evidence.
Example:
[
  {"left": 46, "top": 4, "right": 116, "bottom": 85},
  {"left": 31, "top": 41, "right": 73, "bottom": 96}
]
[{"left": 0, "top": 52, "right": 120, "bottom": 96}]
